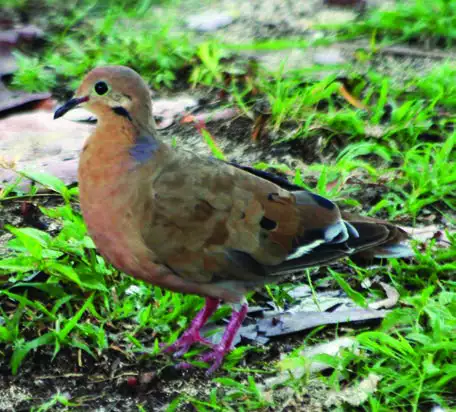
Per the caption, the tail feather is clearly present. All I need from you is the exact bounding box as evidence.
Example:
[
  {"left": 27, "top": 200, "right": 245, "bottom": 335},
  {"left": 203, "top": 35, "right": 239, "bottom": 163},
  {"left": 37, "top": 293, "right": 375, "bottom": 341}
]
[
  {"left": 341, "top": 211, "right": 413, "bottom": 261},
  {"left": 373, "top": 244, "right": 414, "bottom": 258},
  {"left": 267, "top": 218, "right": 413, "bottom": 276}
]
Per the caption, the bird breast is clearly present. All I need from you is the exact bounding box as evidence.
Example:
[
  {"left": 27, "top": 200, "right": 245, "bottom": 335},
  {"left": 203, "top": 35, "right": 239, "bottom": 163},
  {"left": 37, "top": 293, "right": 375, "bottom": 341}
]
[{"left": 78, "top": 135, "right": 152, "bottom": 272}]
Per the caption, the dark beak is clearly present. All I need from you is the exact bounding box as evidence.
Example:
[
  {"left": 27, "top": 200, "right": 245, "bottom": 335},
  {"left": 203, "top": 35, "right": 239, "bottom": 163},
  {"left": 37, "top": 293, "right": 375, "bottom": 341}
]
[{"left": 54, "top": 96, "right": 89, "bottom": 119}]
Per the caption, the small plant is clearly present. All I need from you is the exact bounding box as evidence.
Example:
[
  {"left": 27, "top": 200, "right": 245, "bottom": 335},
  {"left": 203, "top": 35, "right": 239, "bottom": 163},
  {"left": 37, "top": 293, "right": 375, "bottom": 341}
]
[
  {"left": 12, "top": 6, "right": 196, "bottom": 90},
  {"left": 11, "top": 53, "right": 57, "bottom": 92},
  {"left": 325, "top": 0, "right": 456, "bottom": 46},
  {"left": 190, "top": 41, "right": 227, "bottom": 87},
  {"left": 370, "top": 133, "right": 456, "bottom": 218},
  {"left": 168, "top": 375, "right": 274, "bottom": 411}
]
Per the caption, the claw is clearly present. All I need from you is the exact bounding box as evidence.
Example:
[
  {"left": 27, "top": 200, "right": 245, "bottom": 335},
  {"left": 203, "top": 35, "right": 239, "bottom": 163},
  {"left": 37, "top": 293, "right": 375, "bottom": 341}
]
[
  {"left": 200, "top": 348, "right": 226, "bottom": 375},
  {"left": 163, "top": 331, "right": 214, "bottom": 357}
]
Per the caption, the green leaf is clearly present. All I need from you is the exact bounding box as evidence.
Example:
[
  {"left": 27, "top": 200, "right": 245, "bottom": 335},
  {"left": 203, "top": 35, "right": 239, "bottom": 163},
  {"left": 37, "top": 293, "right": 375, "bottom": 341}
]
[
  {"left": 8, "top": 227, "right": 52, "bottom": 245},
  {"left": 0, "top": 326, "right": 13, "bottom": 343},
  {"left": 11, "top": 332, "right": 55, "bottom": 374},
  {"left": 200, "top": 128, "right": 226, "bottom": 160},
  {"left": 71, "top": 338, "right": 96, "bottom": 358},
  {"left": 0, "top": 256, "right": 38, "bottom": 273},
  {"left": 76, "top": 271, "right": 108, "bottom": 292},
  {"left": 330, "top": 269, "right": 367, "bottom": 307},
  {"left": 0, "top": 291, "right": 56, "bottom": 319},
  {"left": 47, "top": 262, "right": 82, "bottom": 286},
  {"left": 6, "top": 226, "right": 51, "bottom": 259},
  {"left": 10, "top": 282, "right": 66, "bottom": 298},
  {"left": 58, "top": 294, "right": 94, "bottom": 341},
  {"left": 20, "top": 171, "right": 68, "bottom": 198}
]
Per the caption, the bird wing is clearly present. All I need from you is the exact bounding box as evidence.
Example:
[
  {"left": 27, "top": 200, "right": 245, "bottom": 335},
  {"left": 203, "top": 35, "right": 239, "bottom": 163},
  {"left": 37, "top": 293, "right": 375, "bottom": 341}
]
[{"left": 138, "top": 149, "right": 409, "bottom": 289}]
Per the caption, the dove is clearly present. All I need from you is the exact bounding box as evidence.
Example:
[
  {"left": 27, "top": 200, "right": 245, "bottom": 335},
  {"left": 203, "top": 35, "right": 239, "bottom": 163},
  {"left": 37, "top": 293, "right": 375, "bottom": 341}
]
[{"left": 54, "top": 65, "right": 413, "bottom": 374}]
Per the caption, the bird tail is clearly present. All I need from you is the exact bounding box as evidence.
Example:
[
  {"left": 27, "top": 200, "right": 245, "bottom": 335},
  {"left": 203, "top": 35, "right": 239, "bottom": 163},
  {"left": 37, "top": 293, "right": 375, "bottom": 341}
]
[
  {"left": 341, "top": 211, "right": 413, "bottom": 260},
  {"left": 267, "top": 211, "right": 413, "bottom": 276}
]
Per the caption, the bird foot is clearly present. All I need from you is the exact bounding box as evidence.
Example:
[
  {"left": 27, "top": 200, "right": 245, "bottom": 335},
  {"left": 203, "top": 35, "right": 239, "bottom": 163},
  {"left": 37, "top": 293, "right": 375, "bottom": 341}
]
[
  {"left": 199, "top": 345, "right": 232, "bottom": 375},
  {"left": 178, "top": 302, "right": 249, "bottom": 375},
  {"left": 162, "top": 297, "right": 220, "bottom": 358},
  {"left": 162, "top": 330, "right": 214, "bottom": 358}
]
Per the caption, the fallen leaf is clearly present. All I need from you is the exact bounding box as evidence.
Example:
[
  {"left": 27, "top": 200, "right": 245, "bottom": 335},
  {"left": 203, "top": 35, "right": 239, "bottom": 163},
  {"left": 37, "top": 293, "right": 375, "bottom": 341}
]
[
  {"left": 180, "top": 108, "right": 239, "bottom": 125},
  {"left": 401, "top": 225, "right": 453, "bottom": 248},
  {"left": 338, "top": 84, "right": 367, "bottom": 110},
  {"left": 368, "top": 282, "right": 399, "bottom": 310},
  {"left": 153, "top": 94, "right": 199, "bottom": 129},
  {"left": 324, "top": 373, "right": 382, "bottom": 407},
  {"left": 252, "top": 113, "right": 268, "bottom": 141},
  {"left": 325, "top": 176, "right": 341, "bottom": 192},
  {"left": 264, "top": 337, "right": 359, "bottom": 387},
  {"left": 186, "top": 11, "right": 233, "bottom": 32},
  {"left": 257, "top": 308, "right": 388, "bottom": 337}
]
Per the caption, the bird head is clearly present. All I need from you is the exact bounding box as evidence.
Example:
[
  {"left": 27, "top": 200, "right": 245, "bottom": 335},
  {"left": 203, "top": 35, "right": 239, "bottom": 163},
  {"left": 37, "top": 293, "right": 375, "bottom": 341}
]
[{"left": 54, "top": 65, "right": 153, "bottom": 129}]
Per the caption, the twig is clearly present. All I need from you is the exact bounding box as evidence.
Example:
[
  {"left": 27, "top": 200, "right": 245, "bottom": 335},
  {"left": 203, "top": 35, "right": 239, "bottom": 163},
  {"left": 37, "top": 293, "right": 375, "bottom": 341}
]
[
  {"left": 377, "top": 46, "right": 456, "bottom": 60},
  {"left": 343, "top": 43, "right": 456, "bottom": 60}
]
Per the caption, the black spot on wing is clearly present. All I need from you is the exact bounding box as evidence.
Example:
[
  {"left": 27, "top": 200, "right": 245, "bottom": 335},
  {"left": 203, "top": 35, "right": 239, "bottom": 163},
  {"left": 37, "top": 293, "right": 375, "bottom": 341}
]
[
  {"left": 227, "top": 162, "right": 303, "bottom": 191},
  {"left": 226, "top": 162, "right": 339, "bottom": 213},
  {"left": 309, "top": 193, "right": 336, "bottom": 210},
  {"left": 260, "top": 216, "right": 277, "bottom": 230}
]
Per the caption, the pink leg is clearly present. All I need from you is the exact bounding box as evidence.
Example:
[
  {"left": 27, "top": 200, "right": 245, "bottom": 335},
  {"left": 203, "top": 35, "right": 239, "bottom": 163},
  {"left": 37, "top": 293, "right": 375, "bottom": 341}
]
[
  {"left": 199, "top": 302, "right": 248, "bottom": 375},
  {"left": 163, "top": 297, "right": 220, "bottom": 358}
]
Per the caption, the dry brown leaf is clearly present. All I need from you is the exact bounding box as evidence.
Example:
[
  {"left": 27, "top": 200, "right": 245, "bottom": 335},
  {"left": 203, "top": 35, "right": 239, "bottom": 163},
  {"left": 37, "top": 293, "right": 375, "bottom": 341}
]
[
  {"left": 264, "top": 337, "right": 359, "bottom": 388},
  {"left": 402, "top": 225, "right": 453, "bottom": 248},
  {"left": 368, "top": 282, "right": 400, "bottom": 310},
  {"left": 338, "top": 84, "right": 367, "bottom": 110},
  {"left": 180, "top": 108, "right": 239, "bottom": 125},
  {"left": 324, "top": 373, "right": 382, "bottom": 407}
]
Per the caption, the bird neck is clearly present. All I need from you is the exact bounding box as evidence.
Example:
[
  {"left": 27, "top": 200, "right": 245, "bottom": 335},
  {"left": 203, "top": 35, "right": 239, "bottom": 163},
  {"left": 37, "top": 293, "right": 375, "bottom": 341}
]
[
  {"left": 91, "top": 109, "right": 162, "bottom": 149},
  {"left": 79, "top": 109, "right": 167, "bottom": 185}
]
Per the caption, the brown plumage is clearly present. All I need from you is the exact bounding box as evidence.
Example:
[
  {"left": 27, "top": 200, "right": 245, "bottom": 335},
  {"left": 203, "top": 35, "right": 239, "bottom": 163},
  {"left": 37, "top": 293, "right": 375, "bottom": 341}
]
[{"left": 54, "top": 65, "right": 413, "bottom": 373}]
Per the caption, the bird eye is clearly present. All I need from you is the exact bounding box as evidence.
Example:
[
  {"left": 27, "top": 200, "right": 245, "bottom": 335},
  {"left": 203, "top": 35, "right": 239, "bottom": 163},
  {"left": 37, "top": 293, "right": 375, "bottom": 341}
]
[{"left": 94, "top": 81, "right": 109, "bottom": 95}]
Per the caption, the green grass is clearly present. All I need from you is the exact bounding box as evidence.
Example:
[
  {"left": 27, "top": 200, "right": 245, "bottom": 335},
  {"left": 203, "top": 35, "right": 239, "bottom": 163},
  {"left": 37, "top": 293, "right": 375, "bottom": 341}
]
[
  {"left": 11, "top": 0, "right": 196, "bottom": 91},
  {"left": 168, "top": 375, "right": 274, "bottom": 411},
  {"left": 276, "top": 285, "right": 456, "bottom": 411},
  {"left": 323, "top": 0, "right": 456, "bottom": 46}
]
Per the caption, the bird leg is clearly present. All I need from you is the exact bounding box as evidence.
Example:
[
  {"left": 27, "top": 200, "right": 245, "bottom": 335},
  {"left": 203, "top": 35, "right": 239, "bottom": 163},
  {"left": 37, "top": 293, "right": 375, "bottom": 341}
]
[
  {"left": 163, "top": 297, "right": 220, "bottom": 357},
  {"left": 199, "top": 301, "right": 248, "bottom": 375}
]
